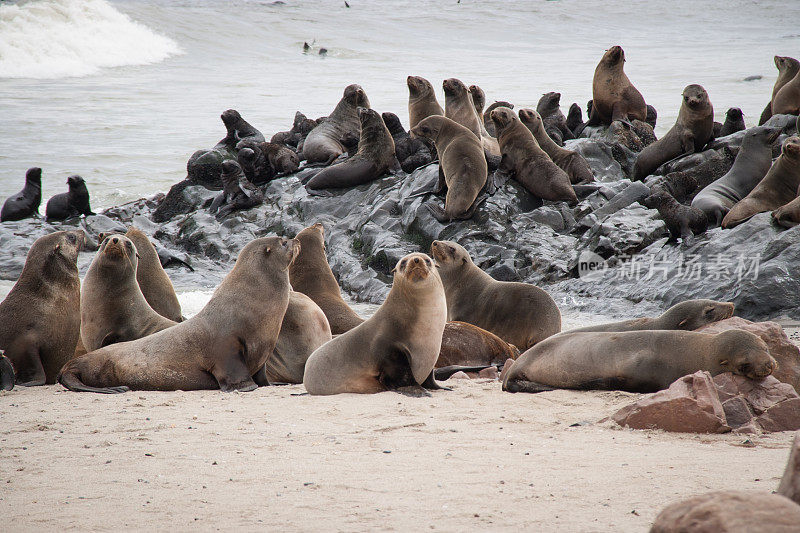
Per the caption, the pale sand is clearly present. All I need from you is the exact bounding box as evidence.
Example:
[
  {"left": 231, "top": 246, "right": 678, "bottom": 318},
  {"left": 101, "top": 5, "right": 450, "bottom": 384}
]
[{"left": 1, "top": 381, "right": 796, "bottom": 532}]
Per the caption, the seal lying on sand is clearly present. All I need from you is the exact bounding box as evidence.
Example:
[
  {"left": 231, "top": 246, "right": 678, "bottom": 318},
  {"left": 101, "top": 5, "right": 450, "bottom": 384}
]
[
  {"left": 437, "top": 321, "right": 519, "bottom": 368},
  {"left": 1, "top": 167, "right": 42, "bottom": 222},
  {"left": 562, "top": 299, "right": 734, "bottom": 333}
]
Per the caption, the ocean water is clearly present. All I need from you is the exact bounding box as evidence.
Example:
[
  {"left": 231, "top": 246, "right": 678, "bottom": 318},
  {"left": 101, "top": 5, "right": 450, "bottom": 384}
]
[{"left": 1, "top": 0, "right": 799, "bottom": 211}]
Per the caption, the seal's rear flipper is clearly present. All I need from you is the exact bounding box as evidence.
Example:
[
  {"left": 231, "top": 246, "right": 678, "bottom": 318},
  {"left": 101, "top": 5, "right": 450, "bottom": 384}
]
[
  {"left": 0, "top": 355, "right": 15, "bottom": 391},
  {"left": 305, "top": 186, "right": 335, "bottom": 197},
  {"left": 502, "top": 378, "right": 555, "bottom": 394},
  {"left": 425, "top": 202, "right": 451, "bottom": 223},
  {"left": 421, "top": 370, "right": 451, "bottom": 391},
  {"left": 58, "top": 371, "right": 129, "bottom": 394},
  {"left": 252, "top": 365, "right": 269, "bottom": 387}
]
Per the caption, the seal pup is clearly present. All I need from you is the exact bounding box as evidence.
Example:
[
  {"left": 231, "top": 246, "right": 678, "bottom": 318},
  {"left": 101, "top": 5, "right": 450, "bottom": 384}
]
[
  {"left": 717, "top": 107, "right": 746, "bottom": 137},
  {"left": 772, "top": 66, "right": 800, "bottom": 116},
  {"left": 692, "top": 126, "right": 781, "bottom": 225},
  {"left": 0, "top": 231, "right": 83, "bottom": 385},
  {"left": 722, "top": 135, "right": 800, "bottom": 228},
  {"left": 633, "top": 84, "right": 714, "bottom": 181},
  {"left": 431, "top": 240, "right": 561, "bottom": 350},
  {"left": 1, "top": 167, "right": 42, "bottom": 222},
  {"left": 759, "top": 55, "right": 800, "bottom": 125},
  {"left": 303, "top": 253, "right": 447, "bottom": 395},
  {"left": 518, "top": 108, "right": 595, "bottom": 184},
  {"left": 407, "top": 75, "right": 443, "bottom": 129},
  {"left": 566, "top": 103, "right": 584, "bottom": 137},
  {"left": 437, "top": 321, "right": 520, "bottom": 368},
  {"left": 302, "top": 84, "right": 370, "bottom": 164},
  {"left": 503, "top": 329, "right": 776, "bottom": 394},
  {"left": 288, "top": 223, "right": 364, "bottom": 334},
  {"left": 443, "top": 78, "right": 501, "bottom": 158},
  {"left": 80, "top": 235, "right": 176, "bottom": 352},
  {"left": 642, "top": 191, "right": 708, "bottom": 242},
  {"left": 0, "top": 353, "right": 14, "bottom": 391},
  {"left": 536, "top": 92, "right": 573, "bottom": 145},
  {"left": 772, "top": 185, "right": 800, "bottom": 227},
  {"left": 208, "top": 160, "right": 263, "bottom": 218},
  {"left": 381, "top": 111, "right": 433, "bottom": 173},
  {"left": 58, "top": 236, "right": 299, "bottom": 393},
  {"left": 305, "top": 108, "right": 396, "bottom": 193},
  {"left": 483, "top": 101, "right": 514, "bottom": 138},
  {"left": 409, "top": 115, "right": 488, "bottom": 221},
  {"left": 216, "top": 109, "right": 264, "bottom": 152},
  {"left": 491, "top": 107, "right": 578, "bottom": 204},
  {"left": 563, "top": 299, "right": 734, "bottom": 333},
  {"left": 645, "top": 104, "right": 658, "bottom": 129},
  {"left": 236, "top": 140, "right": 300, "bottom": 182},
  {"left": 124, "top": 227, "right": 183, "bottom": 322},
  {"left": 45, "top": 175, "right": 94, "bottom": 221}
]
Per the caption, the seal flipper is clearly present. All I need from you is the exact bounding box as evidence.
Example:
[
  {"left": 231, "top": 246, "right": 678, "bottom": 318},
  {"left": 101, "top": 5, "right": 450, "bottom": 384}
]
[
  {"left": 408, "top": 165, "right": 446, "bottom": 198},
  {"left": 0, "top": 355, "right": 15, "bottom": 391},
  {"left": 12, "top": 345, "right": 46, "bottom": 387},
  {"left": 421, "top": 370, "right": 451, "bottom": 391},
  {"left": 252, "top": 365, "right": 270, "bottom": 387},
  {"left": 57, "top": 369, "right": 129, "bottom": 394},
  {"left": 210, "top": 338, "right": 258, "bottom": 392},
  {"left": 502, "top": 378, "right": 555, "bottom": 394}
]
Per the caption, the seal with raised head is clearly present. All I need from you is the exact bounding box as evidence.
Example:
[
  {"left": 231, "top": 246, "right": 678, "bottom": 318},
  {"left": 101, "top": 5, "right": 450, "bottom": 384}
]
[
  {"left": 772, "top": 66, "right": 800, "bottom": 117},
  {"left": 236, "top": 139, "right": 300, "bottom": 183},
  {"left": 468, "top": 84, "right": 500, "bottom": 143},
  {"left": 407, "top": 75, "right": 443, "bottom": 129},
  {"left": 759, "top": 55, "right": 800, "bottom": 125},
  {"left": 431, "top": 240, "right": 561, "bottom": 350},
  {"left": 443, "top": 77, "right": 500, "bottom": 158},
  {"left": 692, "top": 126, "right": 781, "bottom": 225},
  {"left": 58, "top": 236, "right": 298, "bottom": 393},
  {"left": 772, "top": 184, "right": 800, "bottom": 227},
  {"left": 642, "top": 190, "right": 708, "bottom": 242},
  {"left": 45, "top": 175, "right": 94, "bottom": 221},
  {"left": 303, "top": 252, "right": 447, "bottom": 395},
  {"left": 491, "top": 107, "right": 578, "bottom": 204},
  {"left": 0, "top": 231, "right": 83, "bottom": 385},
  {"left": 503, "top": 329, "right": 776, "bottom": 394},
  {"left": 566, "top": 103, "right": 583, "bottom": 137},
  {"left": 409, "top": 115, "right": 488, "bottom": 221},
  {"left": 633, "top": 84, "right": 714, "bottom": 181},
  {"left": 716, "top": 107, "right": 746, "bottom": 137},
  {"left": 483, "top": 101, "right": 514, "bottom": 138},
  {"left": 536, "top": 91, "right": 573, "bottom": 145},
  {"left": 302, "top": 84, "right": 370, "bottom": 164},
  {"left": 122, "top": 227, "right": 183, "bottom": 322},
  {"left": 305, "top": 107, "right": 396, "bottom": 193},
  {"left": 563, "top": 299, "right": 734, "bottom": 334},
  {"left": 722, "top": 135, "right": 800, "bottom": 228},
  {"left": 208, "top": 160, "right": 263, "bottom": 218},
  {"left": 80, "top": 235, "right": 176, "bottom": 352},
  {"left": 437, "top": 321, "right": 519, "bottom": 368},
  {"left": 288, "top": 223, "right": 364, "bottom": 334},
  {"left": 1, "top": 167, "right": 42, "bottom": 222},
  {"left": 519, "top": 108, "right": 595, "bottom": 184}
]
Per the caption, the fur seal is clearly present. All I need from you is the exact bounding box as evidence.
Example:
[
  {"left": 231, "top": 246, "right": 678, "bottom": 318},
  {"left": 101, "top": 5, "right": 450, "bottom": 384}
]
[
  {"left": 645, "top": 104, "right": 658, "bottom": 129},
  {"left": 409, "top": 115, "right": 488, "bottom": 221},
  {"left": 503, "top": 329, "right": 776, "bottom": 394},
  {"left": 1, "top": 167, "right": 42, "bottom": 222},
  {"left": 722, "top": 135, "right": 800, "bottom": 228},
  {"left": 0, "top": 231, "right": 83, "bottom": 385},
  {"left": 124, "top": 227, "right": 183, "bottom": 322},
  {"left": 518, "top": 108, "right": 595, "bottom": 184},
  {"left": 633, "top": 84, "right": 714, "bottom": 181},
  {"left": 483, "top": 101, "right": 514, "bottom": 138},
  {"left": 468, "top": 84, "right": 500, "bottom": 142},
  {"left": 302, "top": 84, "right": 370, "bottom": 164},
  {"left": 271, "top": 111, "right": 318, "bottom": 149},
  {"left": 566, "top": 103, "right": 583, "bottom": 137},
  {"left": 491, "top": 107, "right": 578, "bottom": 204},
  {"left": 216, "top": 109, "right": 265, "bottom": 152},
  {"left": 209, "top": 160, "right": 263, "bottom": 218},
  {"left": 443, "top": 78, "right": 501, "bottom": 158},
  {"left": 407, "top": 75, "right": 443, "bottom": 129},
  {"left": 536, "top": 91, "right": 573, "bottom": 145},
  {"left": 381, "top": 111, "right": 433, "bottom": 173},
  {"left": 0, "top": 353, "right": 14, "bottom": 391},
  {"left": 642, "top": 191, "right": 708, "bottom": 242},
  {"left": 303, "top": 253, "right": 447, "bottom": 395},
  {"left": 772, "top": 185, "right": 800, "bottom": 227},
  {"left": 236, "top": 140, "right": 300, "bottom": 184},
  {"left": 580, "top": 45, "right": 647, "bottom": 132},
  {"left": 772, "top": 65, "right": 800, "bottom": 116},
  {"left": 437, "top": 321, "right": 519, "bottom": 368},
  {"left": 563, "top": 299, "right": 734, "bottom": 333},
  {"left": 45, "top": 175, "right": 94, "bottom": 221},
  {"left": 760, "top": 56, "right": 800, "bottom": 125},
  {"left": 305, "top": 108, "right": 396, "bottom": 192},
  {"left": 80, "top": 235, "right": 176, "bottom": 352},
  {"left": 692, "top": 126, "right": 781, "bottom": 225},
  {"left": 58, "top": 236, "right": 299, "bottom": 393},
  {"left": 431, "top": 240, "right": 561, "bottom": 350},
  {"left": 288, "top": 223, "right": 364, "bottom": 334},
  {"left": 717, "top": 107, "right": 746, "bottom": 137}
]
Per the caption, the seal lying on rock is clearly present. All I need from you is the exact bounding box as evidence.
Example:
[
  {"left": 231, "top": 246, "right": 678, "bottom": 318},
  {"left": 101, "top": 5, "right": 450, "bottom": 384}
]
[
  {"left": 407, "top": 75, "right": 443, "bottom": 129},
  {"left": 633, "top": 84, "right": 714, "bottom": 181},
  {"left": 759, "top": 55, "right": 800, "bottom": 125},
  {"left": 305, "top": 108, "right": 396, "bottom": 193},
  {"left": 303, "top": 253, "right": 447, "bottom": 395},
  {"left": 80, "top": 235, "right": 176, "bottom": 352},
  {"left": 536, "top": 91, "right": 573, "bottom": 145},
  {"left": 208, "top": 160, "right": 263, "bottom": 218},
  {"left": 124, "top": 227, "right": 183, "bottom": 322},
  {"left": 491, "top": 107, "right": 578, "bottom": 204},
  {"left": 58, "top": 236, "right": 298, "bottom": 393},
  {"left": 431, "top": 240, "right": 561, "bottom": 350},
  {"left": 563, "top": 299, "right": 734, "bottom": 333},
  {"left": 45, "top": 175, "right": 94, "bottom": 221},
  {"left": 715, "top": 107, "right": 746, "bottom": 138},
  {"left": 302, "top": 84, "right": 369, "bottom": 164},
  {"left": 642, "top": 190, "right": 708, "bottom": 242},
  {"left": 381, "top": 112, "right": 433, "bottom": 173},
  {"left": 503, "top": 329, "right": 776, "bottom": 394},
  {"left": 236, "top": 140, "right": 300, "bottom": 184},
  {"left": 0, "top": 231, "right": 83, "bottom": 385},
  {"left": 1, "top": 167, "right": 42, "bottom": 222},
  {"left": 518, "top": 108, "right": 594, "bottom": 184},
  {"left": 722, "top": 135, "right": 800, "bottom": 228}
]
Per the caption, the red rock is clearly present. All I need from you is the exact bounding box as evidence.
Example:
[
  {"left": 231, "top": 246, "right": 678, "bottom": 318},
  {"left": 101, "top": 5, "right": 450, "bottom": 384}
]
[
  {"left": 756, "top": 398, "right": 800, "bottom": 433},
  {"left": 447, "top": 371, "right": 470, "bottom": 380},
  {"left": 699, "top": 317, "right": 800, "bottom": 392},
  {"left": 478, "top": 366, "right": 499, "bottom": 380},
  {"left": 778, "top": 431, "right": 800, "bottom": 505},
  {"left": 612, "top": 371, "right": 730, "bottom": 434},
  {"left": 498, "top": 358, "right": 515, "bottom": 381},
  {"left": 713, "top": 373, "right": 799, "bottom": 415}
]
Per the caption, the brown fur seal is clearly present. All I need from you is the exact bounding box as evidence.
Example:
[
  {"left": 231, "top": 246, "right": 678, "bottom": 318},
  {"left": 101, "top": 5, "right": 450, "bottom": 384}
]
[
  {"left": 0, "top": 231, "right": 83, "bottom": 385},
  {"left": 431, "top": 240, "right": 561, "bottom": 350},
  {"left": 483, "top": 101, "right": 514, "bottom": 138},
  {"left": 642, "top": 190, "right": 708, "bottom": 242},
  {"left": 209, "top": 160, "right": 263, "bottom": 218},
  {"left": 633, "top": 84, "right": 714, "bottom": 181},
  {"left": 407, "top": 75, "right": 443, "bottom": 129},
  {"left": 503, "top": 329, "right": 776, "bottom": 394},
  {"left": 437, "top": 321, "right": 519, "bottom": 368},
  {"left": 305, "top": 108, "right": 396, "bottom": 193},
  {"left": 1, "top": 167, "right": 42, "bottom": 222},
  {"left": 59, "top": 236, "right": 298, "bottom": 393},
  {"left": 580, "top": 45, "right": 647, "bottom": 132},
  {"left": 692, "top": 126, "right": 781, "bottom": 225},
  {"left": 409, "top": 115, "right": 488, "bottom": 221},
  {"left": 443, "top": 78, "right": 501, "bottom": 158},
  {"left": 536, "top": 91, "right": 574, "bottom": 145},
  {"left": 772, "top": 184, "right": 800, "bottom": 227},
  {"left": 491, "top": 107, "right": 578, "bottom": 204},
  {"left": 468, "top": 84, "right": 500, "bottom": 143},
  {"left": 760, "top": 56, "right": 800, "bottom": 125},
  {"left": 45, "top": 175, "right": 94, "bottom": 221},
  {"left": 261, "top": 291, "right": 332, "bottom": 384},
  {"left": 722, "top": 136, "right": 800, "bottom": 228},
  {"left": 303, "top": 253, "right": 447, "bottom": 395},
  {"left": 288, "top": 223, "right": 364, "bottom": 334},
  {"left": 123, "top": 227, "right": 183, "bottom": 322},
  {"left": 717, "top": 107, "right": 745, "bottom": 137},
  {"left": 518, "top": 108, "right": 595, "bottom": 184},
  {"left": 772, "top": 66, "right": 800, "bottom": 117},
  {"left": 302, "top": 84, "right": 370, "bottom": 164},
  {"left": 80, "top": 235, "right": 176, "bottom": 352},
  {"left": 563, "top": 299, "right": 734, "bottom": 334}
]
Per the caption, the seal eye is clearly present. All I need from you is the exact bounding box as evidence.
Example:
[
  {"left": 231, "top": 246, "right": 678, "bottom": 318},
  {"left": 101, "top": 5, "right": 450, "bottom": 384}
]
[{"left": 425, "top": 258, "right": 431, "bottom": 266}]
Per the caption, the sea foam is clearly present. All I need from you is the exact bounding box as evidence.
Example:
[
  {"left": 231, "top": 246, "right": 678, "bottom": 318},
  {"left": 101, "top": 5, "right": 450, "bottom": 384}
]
[{"left": 0, "top": 0, "right": 182, "bottom": 79}]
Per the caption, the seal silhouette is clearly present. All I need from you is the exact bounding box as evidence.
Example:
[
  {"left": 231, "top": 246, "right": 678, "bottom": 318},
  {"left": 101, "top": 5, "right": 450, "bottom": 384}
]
[
  {"left": 45, "top": 175, "right": 94, "bottom": 220},
  {"left": 1, "top": 167, "right": 42, "bottom": 222}
]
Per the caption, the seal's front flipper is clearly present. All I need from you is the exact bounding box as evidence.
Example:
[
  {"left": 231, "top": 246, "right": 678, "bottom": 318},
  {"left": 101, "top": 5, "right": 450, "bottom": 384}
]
[
  {"left": 212, "top": 338, "right": 258, "bottom": 392},
  {"left": 252, "top": 365, "right": 269, "bottom": 387},
  {"left": 58, "top": 370, "right": 129, "bottom": 394},
  {"left": 12, "top": 346, "right": 46, "bottom": 387},
  {"left": 421, "top": 370, "right": 451, "bottom": 391},
  {"left": 502, "top": 378, "right": 555, "bottom": 394},
  {"left": 425, "top": 202, "right": 451, "bottom": 223},
  {"left": 0, "top": 355, "right": 15, "bottom": 391}
]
